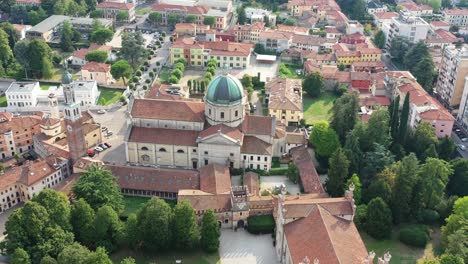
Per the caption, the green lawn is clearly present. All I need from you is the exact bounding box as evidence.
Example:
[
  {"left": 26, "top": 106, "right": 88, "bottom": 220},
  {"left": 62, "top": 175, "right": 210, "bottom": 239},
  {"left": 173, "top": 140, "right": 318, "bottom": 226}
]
[
  {"left": 278, "top": 63, "right": 302, "bottom": 79},
  {"left": 40, "top": 83, "right": 53, "bottom": 91},
  {"left": 361, "top": 226, "right": 441, "bottom": 264},
  {"left": 136, "top": 7, "right": 151, "bottom": 15},
  {"left": 97, "top": 88, "right": 124, "bottom": 106},
  {"left": 122, "top": 196, "right": 150, "bottom": 217},
  {"left": 158, "top": 68, "right": 171, "bottom": 83},
  {"left": 303, "top": 92, "right": 337, "bottom": 124},
  {"left": 0, "top": 95, "right": 7, "bottom": 107},
  {"left": 111, "top": 248, "right": 220, "bottom": 264}
]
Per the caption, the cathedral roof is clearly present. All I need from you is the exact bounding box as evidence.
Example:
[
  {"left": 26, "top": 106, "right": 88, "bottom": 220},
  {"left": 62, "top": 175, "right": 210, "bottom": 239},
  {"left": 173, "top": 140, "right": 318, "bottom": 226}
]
[{"left": 206, "top": 74, "right": 244, "bottom": 105}]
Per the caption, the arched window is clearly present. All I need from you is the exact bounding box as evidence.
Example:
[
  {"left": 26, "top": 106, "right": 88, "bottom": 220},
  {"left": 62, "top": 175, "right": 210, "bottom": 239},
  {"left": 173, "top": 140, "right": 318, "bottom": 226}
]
[
  {"left": 177, "top": 149, "right": 184, "bottom": 153},
  {"left": 141, "top": 155, "right": 150, "bottom": 161},
  {"left": 159, "top": 148, "right": 166, "bottom": 152},
  {"left": 141, "top": 146, "right": 149, "bottom": 151}
]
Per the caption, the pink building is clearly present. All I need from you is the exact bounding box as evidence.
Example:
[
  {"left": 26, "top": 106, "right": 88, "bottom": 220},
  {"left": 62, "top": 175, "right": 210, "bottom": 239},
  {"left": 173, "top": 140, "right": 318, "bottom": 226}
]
[{"left": 81, "top": 62, "right": 112, "bottom": 85}]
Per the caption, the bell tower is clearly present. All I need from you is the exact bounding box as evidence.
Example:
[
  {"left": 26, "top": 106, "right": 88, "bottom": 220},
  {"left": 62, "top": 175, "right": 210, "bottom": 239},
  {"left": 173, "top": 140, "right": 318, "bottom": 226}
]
[{"left": 62, "top": 70, "right": 86, "bottom": 163}]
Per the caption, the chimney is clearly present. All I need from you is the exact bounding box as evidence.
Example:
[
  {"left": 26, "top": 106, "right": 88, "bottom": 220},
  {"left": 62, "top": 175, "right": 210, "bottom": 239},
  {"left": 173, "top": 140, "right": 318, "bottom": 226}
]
[
  {"left": 377, "top": 252, "right": 392, "bottom": 264},
  {"left": 364, "top": 251, "right": 375, "bottom": 264}
]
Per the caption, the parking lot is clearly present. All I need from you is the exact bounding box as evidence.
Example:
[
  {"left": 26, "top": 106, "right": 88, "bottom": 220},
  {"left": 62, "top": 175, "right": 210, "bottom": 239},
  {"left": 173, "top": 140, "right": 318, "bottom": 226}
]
[{"left": 452, "top": 123, "right": 468, "bottom": 158}]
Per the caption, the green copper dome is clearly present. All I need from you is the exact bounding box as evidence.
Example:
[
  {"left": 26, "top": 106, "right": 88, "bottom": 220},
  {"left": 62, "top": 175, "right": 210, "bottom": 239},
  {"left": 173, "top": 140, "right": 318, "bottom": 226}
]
[{"left": 206, "top": 74, "right": 244, "bottom": 105}]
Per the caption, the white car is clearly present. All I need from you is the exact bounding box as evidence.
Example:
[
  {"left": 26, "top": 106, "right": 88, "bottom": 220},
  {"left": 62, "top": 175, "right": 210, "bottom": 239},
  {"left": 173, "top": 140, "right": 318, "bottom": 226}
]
[
  {"left": 458, "top": 144, "right": 466, "bottom": 151},
  {"left": 94, "top": 147, "right": 104, "bottom": 152},
  {"left": 461, "top": 138, "right": 468, "bottom": 142},
  {"left": 97, "top": 109, "right": 106, "bottom": 114}
]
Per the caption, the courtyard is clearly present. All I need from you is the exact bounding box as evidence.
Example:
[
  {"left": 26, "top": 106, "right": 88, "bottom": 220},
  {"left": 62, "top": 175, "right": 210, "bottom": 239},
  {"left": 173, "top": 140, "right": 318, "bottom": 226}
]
[
  {"left": 303, "top": 92, "right": 338, "bottom": 124},
  {"left": 219, "top": 229, "right": 278, "bottom": 264}
]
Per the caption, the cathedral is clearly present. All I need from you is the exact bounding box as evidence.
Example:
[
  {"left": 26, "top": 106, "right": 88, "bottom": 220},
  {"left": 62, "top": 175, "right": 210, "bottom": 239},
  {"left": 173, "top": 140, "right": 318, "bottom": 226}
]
[{"left": 126, "top": 72, "right": 291, "bottom": 170}]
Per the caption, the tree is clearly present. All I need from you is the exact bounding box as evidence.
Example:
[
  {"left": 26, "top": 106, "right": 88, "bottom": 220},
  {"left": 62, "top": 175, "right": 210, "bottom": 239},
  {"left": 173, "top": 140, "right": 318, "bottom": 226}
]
[
  {"left": 399, "top": 92, "right": 410, "bottom": 143},
  {"left": 412, "top": 122, "right": 438, "bottom": 159},
  {"left": 52, "top": 0, "right": 67, "bottom": 15},
  {"left": 367, "top": 109, "right": 391, "bottom": 148},
  {"left": 241, "top": 74, "right": 253, "bottom": 89},
  {"left": 286, "top": 163, "right": 299, "bottom": 183},
  {"left": 0, "top": 22, "right": 21, "bottom": 50},
  {"left": 237, "top": 6, "right": 246, "bottom": 25},
  {"left": 326, "top": 148, "right": 350, "bottom": 197},
  {"left": 57, "top": 243, "right": 92, "bottom": 264},
  {"left": 203, "top": 16, "right": 216, "bottom": 27},
  {"left": 413, "top": 56, "right": 435, "bottom": 93},
  {"left": 137, "top": 198, "right": 173, "bottom": 251},
  {"left": 428, "top": 0, "right": 441, "bottom": 12},
  {"left": 365, "top": 197, "right": 392, "bottom": 239},
  {"left": 116, "top": 11, "right": 129, "bottom": 22},
  {"left": 94, "top": 205, "right": 123, "bottom": 253},
  {"left": 200, "top": 209, "right": 220, "bottom": 253},
  {"left": 0, "top": 0, "right": 15, "bottom": 13},
  {"left": 302, "top": 72, "right": 324, "bottom": 97},
  {"left": 28, "top": 38, "right": 53, "bottom": 78},
  {"left": 14, "top": 39, "right": 30, "bottom": 78},
  {"left": 90, "top": 9, "right": 104, "bottom": 18},
  {"left": 167, "top": 14, "right": 180, "bottom": 26},
  {"left": 344, "top": 123, "right": 366, "bottom": 173},
  {"left": 448, "top": 159, "right": 468, "bottom": 196},
  {"left": 390, "top": 95, "right": 400, "bottom": 140},
  {"left": 124, "top": 214, "right": 139, "bottom": 249},
  {"left": 442, "top": 197, "right": 468, "bottom": 262},
  {"left": 309, "top": 120, "right": 340, "bottom": 162},
  {"left": 28, "top": 7, "right": 48, "bottom": 25},
  {"left": 120, "top": 258, "right": 137, "bottom": 264},
  {"left": 121, "top": 31, "right": 146, "bottom": 70},
  {"left": 111, "top": 60, "right": 132, "bottom": 86},
  {"left": 350, "top": 0, "right": 367, "bottom": 21},
  {"left": 185, "top": 14, "right": 196, "bottom": 23},
  {"left": 172, "top": 201, "right": 199, "bottom": 250},
  {"left": 338, "top": 63, "right": 345, "bottom": 71},
  {"left": 90, "top": 28, "right": 114, "bottom": 45},
  {"left": 0, "top": 29, "right": 13, "bottom": 68},
  {"left": 148, "top": 12, "right": 162, "bottom": 25},
  {"left": 366, "top": 168, "right": 394, "bottom": 204},
  {"left": 10, "top": 248, "right": 31, "bottom": 264},
  {"left": 418, "top": 158, "right": 452, "bottom": 210},
  {"left": 372, "top": 30, "right": 386, "bottom": 49},
  {"left": 88, "top": 247, "right": 112, "bottom": 264},
  {"left": 390, "top": 36, "right": 411, "bottom": 63},
  {"left": 33, "top": 189, "right": 71, "bottom": 231},
  {"left": 40, "top": 256, "right": 58, "bottom": 264},
  {"left": 72, "top": 166, "right": 123, "bottom": 212},
  {"left": 59, "top": 21, "right": 75, "bottom": 52},
  {"left": 168, "top": 75, "right": 179, "bottom": 84},
  {"left": 330, "top": 92, "right": 359, "bottom": 143},
  {"left": 346, "top": 174, "right": 361, "bottom": 204},
  {"left": 391, "top": 153, "right": 419, "bottom": 224},
  {"left": 440, "top": 254, "right": 464, "bottom": 264},
  {"left": 10, "top": 5, "right": 30, "bottom": 24},
  {"left": 404, "top": 41, "right": 430, "bottom": 71},
  {"left": 42, "top": 57, "right": 54, "bottom": 79},
  {"left": 67, "top": 0, "right": 87, "bottom": 17},
  {"left": 438, "top": 136, "right": 455, "bottom": 161},
  {"left": 284, "top": 18, "right": 296, "bottom": 26},
  {"left": 362, "top": 143, "right": 395, "bottom": 183},
  {"left": 70, "top": 199, "right": 95, "bottom": 247},
  {"left": 85, "top": 50, "right": 108, "bottom": 63}
]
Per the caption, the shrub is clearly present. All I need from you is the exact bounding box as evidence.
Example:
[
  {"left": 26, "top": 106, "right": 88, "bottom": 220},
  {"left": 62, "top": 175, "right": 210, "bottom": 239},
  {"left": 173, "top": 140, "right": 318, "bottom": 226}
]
[
  {"left": 261, "top": 190, "right": 270, "bottom": 196},
  {"left": 156, "top": 62, "right": 161, "bottom": 66},
  {"left": 145, "top": 78, "right": 151, "bottom": 84},
  {"left": 398, "top": 225, "right": 430, "bottom": 248},
  {"left": 135, "top": 70, "right": 142, "bottom": 77},
  {"left": 129, "top": 83, "right": 134, "bottom": 90},
  {"left": 132, "top": 76, "right": 139, "bottom": 82},
  {"left": 144, "top": 61, "right": 150, "bottom": 66},
  {"left": 142, "top": 85, "right": 148, "bottom": 90},
  {"left": 355, "top": 205, "right": 367, "bottom": 230},
  {"left": 52, "top": 54, "right": 62, "bottom": 64},
  {"left": 140, "top": 66, "right": 146, "bottom": 71},
  {"left": 269, "top": 167, "right": 288, "bottom": 175},
  {"left": 168, "top": 75, "right": 179, "bottom": 84},
  {"left": 420, "top": 209, "right": 440, "bottom": 224},
  {"left": 149, "top": 50, "right": 154, "bottom": 55},
  {"left": 149, "top": 72, "right": 155, "bottom": 78},
  {"left": 152, "top": 68, "right": 158, "bottom": 72},
  {"left": 247, "top": 215, "right": 275, "bottom": 234}
]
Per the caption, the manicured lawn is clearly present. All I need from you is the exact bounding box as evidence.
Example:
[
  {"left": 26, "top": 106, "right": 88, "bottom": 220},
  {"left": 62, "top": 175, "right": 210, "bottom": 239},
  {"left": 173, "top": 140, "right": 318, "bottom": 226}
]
[
  {"left": 360, "top": 226, "right": 441, "bottom": 264},
  {"left": 97, "top": 87, "right": 124, "bottom": 106},
  {"left": 303, "top": 92, "right": 337, "bottom": 124},
  {"left": 111, "top": 249, "right": 220, "bottom": 264},
  {"left": 0, "top": 95, "right": 7, "bottom": 107},
  {"left": 278, "top": 63, "right": 302, "bottom": 79},
  {"left": 136, "top": 7, "right": 151, "bottom": 15},
  {"left": 40, "top": 83, "right": 53, "bottom": 90},
  {"left": 122, "top": 196, "right": 150, "bottom": 217}
]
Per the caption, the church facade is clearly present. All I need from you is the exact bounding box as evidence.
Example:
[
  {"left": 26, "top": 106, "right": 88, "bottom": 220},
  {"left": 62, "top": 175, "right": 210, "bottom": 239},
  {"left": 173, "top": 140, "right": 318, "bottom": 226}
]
[{"left": 126, "top": 73, "right": 288, "bottom": 171}]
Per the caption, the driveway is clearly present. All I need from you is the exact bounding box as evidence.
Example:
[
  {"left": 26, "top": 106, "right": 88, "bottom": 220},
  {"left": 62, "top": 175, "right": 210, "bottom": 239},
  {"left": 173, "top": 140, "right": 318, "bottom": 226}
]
[
  {"left": 230, "top": 56, "right": 280, "bottom": 82},
  {"left": 220, "top": 229, "right": 279, "bottom": 264},
  {"left": 260, "top": 176, "right": 300, "bottom": 195}
]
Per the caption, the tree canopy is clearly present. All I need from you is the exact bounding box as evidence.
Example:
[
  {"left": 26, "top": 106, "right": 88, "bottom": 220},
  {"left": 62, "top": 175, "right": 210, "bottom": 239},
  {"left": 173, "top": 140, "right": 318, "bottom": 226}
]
[
  {"left": 111, "top": 60, "right": 132, "bottom": 86},
  {"left": 327, "top": 148, "right": 350, "bottom": 197},
  {"left": 200, "top": 209, "right": 220, "bottom": 253},
  {"left": 309, "top": 120, "right": 340, "bottom": 162},
  {"left": 302, "top": 72, "right": 324, "bottom": 97}
]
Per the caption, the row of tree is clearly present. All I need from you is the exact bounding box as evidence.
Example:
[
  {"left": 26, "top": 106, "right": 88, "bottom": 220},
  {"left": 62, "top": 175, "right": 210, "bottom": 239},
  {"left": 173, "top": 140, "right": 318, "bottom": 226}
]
[
  {"left": 2, "top": 166, "right": 221, "bottom": 264},
  {"left": 147, "top": 12, "right": 217, "bottom": 27}
]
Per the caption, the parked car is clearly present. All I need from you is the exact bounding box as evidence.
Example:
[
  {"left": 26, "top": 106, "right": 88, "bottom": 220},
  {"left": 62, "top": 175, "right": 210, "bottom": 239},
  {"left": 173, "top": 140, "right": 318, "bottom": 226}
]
[
  {"left": 458, "top": 144, "right": 466, "bottom": 151},
  {"left": 101, "top": 127, "right": 108, "bottom": 132},
  {"left": 106, "top": 131, "right": 113, "bottom": 136},
  {"left": 87, "top": 149, "right": 95, "bottom": 157},
  {"left": 104, "top": 142, "right": 112, "bottom": 148},
  {"left": 99, "top": 143, "right": 108, "bottom": 149},
  {"left": 462, "top": 138, "right": 468, "bottom": 142},
  {"left": 97, "top": 109, "right": 106, "bottom": 114},
  {"left": 95, "top": 146, "right": 104, "bottom": 152}
]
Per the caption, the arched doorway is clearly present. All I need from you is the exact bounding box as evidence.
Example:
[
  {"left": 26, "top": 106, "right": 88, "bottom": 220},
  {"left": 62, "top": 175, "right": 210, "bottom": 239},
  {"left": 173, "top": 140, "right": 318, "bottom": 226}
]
[
  {"left": 237, "top": 220, "right": 245, "bottom": 228},
  {"left": 218, "top": 221, "right": 222, "bottom": 228}
]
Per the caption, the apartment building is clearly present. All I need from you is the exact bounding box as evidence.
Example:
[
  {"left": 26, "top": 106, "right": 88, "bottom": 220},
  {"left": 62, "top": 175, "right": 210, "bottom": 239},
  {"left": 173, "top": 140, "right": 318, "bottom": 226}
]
[
  {"left": 443, "top": 9, "right": 468, "bottom": 27},
  {"left": 457, "top": 77, "right": 468, "bottom": 129},
  {"left": 399, "top": 2, "right": 433, "bottom": 16},
  {"left": 382, "top": 12, "right": 429, "bottom": 48},
  {"left": 245, "top": 7, "right": 277, "bottom": 25},
  {"left": 265, "top": 78, "right": 303, "bottom": 126},
  {"left": 0, "top": 113, "right": 41, "bottom": 159},
  {"left": 232, "top": 22, "right": 265, "bottom": 43},
  {"left": 258, "top": 31, "right": 293, "bottom": 52},
  {"left": 15, "top": 0, "right": 41, "bottom": 6},
  {"left": 435, "top": 45, "right": 468, "bottom": 109},
  {"left": 5, "top": 82, "right": 40, "bottom": 107},
  {"left": 96, "top": 1, "right": 136, "bottom": 23}
]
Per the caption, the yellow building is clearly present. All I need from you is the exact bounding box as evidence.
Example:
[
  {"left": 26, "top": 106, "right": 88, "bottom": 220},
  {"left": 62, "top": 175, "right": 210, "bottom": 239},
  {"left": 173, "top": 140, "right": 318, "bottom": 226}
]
[
  {"left": 265, "top": 78, "right": 303, "bottom": 126},
  {"left": 359, "top": 48, "right": 382, "bottom": 62},
  {"left": 336, "top": 51, "right": 361, "bottom": 66},
  {"left": 170, "top": 38, "right": 204, "bottom": 65}
]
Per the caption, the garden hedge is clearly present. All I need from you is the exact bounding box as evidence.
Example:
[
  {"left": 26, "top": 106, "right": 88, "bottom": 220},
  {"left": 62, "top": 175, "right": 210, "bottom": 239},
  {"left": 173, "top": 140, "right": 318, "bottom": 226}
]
[
  {"left": 247, "top": 215, "right": 275, "bottom": 234},
  {"left": 398, "top": 225, "right": 430, "bottom": 248}
]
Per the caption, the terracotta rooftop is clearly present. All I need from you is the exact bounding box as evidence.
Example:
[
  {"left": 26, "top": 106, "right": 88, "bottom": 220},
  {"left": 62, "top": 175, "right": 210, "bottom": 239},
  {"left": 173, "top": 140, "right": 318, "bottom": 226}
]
[
  {"left": 178, "top": 191, "right": 232, "bottom": 212},
  {"left": 259, "top": 30, "right": 293, "bottom": 40},
  {"left": 199, "top": 163, "right": 231, "bottom": 194},
  {"left": 290, "top": 146, "right": 325, "bottom": 194},
  {"left": 430, "top": 20, "right": 450, "bottom": 27},
  {"left": 351, "top": 71, "right": 371, "bottom": 81},
  {"left": 241, "top": 115, "right": 274, "bottom": 136},
  {"left": 128, "top": 126, "right": 199, "bottom": 147},
  {"left": 0, "top": 115, "right": 42, "bottom": 134},
  {"left": 108, "top": 165, "right": 200, "bottom": 193},
  {"left": 277, "top": 24, "right": 309, "bottom": 34},
  {"left": 97, "top": 1, "right": 134, "bottom": 10},
  {"left": 199, "top": 124, "right": 243, "bottom": 142},
  {"left": 151, "top": 3, "right": 209, "bottom": 15},
  {"left": 17, "top": 159, "right": 58, "bottom": 186},
  {"left": 286, "top": 133, "right": 306, "bottom": 145},
  {"left": 266, "top": 78, "right": 303, "bottom": 112},
  {"left": 244, "top": 171, "right": 259, "bottom": 196},
  {"left": 374, "top": 11, "right": 398, "bottom": 19},
  {"left": 131, "top": 98, "right": 205, "bottom": 122},
  {"left": 444, "top": 8, "right": 468, "bottom": 15},
  {"left": 241, "top": 136, "right": 272, "bottom": 155},
  {"left": 202, "top": 41, "right": 254, "bottom": 57},
  {"left": 284, "top": 206, "right": 368, "bottom": 264},
  {"left": 359, "top": 94, "right": 390, "bottom": 107},
  {"left": 81, "top": 62, "right": 110, "bottom": 72}
]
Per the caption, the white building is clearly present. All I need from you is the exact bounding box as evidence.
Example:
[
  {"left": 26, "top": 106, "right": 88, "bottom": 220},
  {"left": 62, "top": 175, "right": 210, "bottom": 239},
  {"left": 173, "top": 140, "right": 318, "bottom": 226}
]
[
  {"left": 457, "top": 77, "right": 468, "bottom": 129},
  {"left": 383, "top": 12, "right": 429, "bottom": 48},
  {"left": 70, "top": 81, "right": 100, "bottom": 106},
  {"left": 5, "top": 81, "right": 40, "bottom": 107},
  {"left": 367, "top": 1, "right": 388, "bottom": 14},
  {"left": 346, "top": 20, "right": 364, "bottom": 35},
  {"left": 435, "top": 44, "right": 468, "bottom": 109},
  {"left": 443, "top": 9, "right": 468, "bottom": 27},
  {"left": 245, "top": 7, "right": 277, "bottom": 25}
]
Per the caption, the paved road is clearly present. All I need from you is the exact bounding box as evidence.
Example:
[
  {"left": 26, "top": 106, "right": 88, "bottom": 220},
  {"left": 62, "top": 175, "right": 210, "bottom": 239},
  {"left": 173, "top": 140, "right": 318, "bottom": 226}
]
[
  {"left": 260, "top": 176, "right": 301, "bottom": 195},
  {"left": 220, "top": 229, "right": 279, "bottom": 264},
  {"left": 251, "top": 91, "right": 264, "bottom": 115},
  {"left": 451, "top": 131, "right": 468, "bottom": 159},
  {"left": 382, "top": 54, "right": 399, "bottom": 71}
]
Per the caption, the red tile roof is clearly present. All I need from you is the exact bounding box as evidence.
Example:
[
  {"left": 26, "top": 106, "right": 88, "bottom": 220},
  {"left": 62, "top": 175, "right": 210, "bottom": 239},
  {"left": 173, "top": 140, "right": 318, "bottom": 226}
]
[
  {"left": 97, "top": 1, "right": 134, "bottom": 10},
  {"left": 81, "top": 62, "right": 110, "bottom": 72},
  {"left": 199, "top": 124, "right": 243, "bottom": 142},
  {"left": 430, "top": 20, "right": 450, "bottom": 27},
  {"left": 241, "top": 136, "right": 272, "bottom": 155},
  {"left": 241, "top": 115, "right": 274, "bottom": 136},
  {"left": 290, "top": 146, "right": 325, "bottom": 194},
  {"left": 373, "top": 11, "right": 398, "bottom": 19},
  {"left": 444, "top": 8, "right": 468, "bottom": 15},
  {"left": 244, "top": 171, "right": 259, "bottom": 196},
  {"left": 151, "top": 3, "right": 209, "bottom": 15},
  {"left": 131, "top": 98, "right": 205, "bottom": 122},
  {"left": 128, "top": 126, "right": 199, "bottom": 146},
  {"left": 15, "top": 0, "right": 41, "bottom": 4},
  {"left": 108, "top": 165, "right": 200, "bottom": 193},
  {"left": 199, "top": 163, "right": 231, "bottom": 194}
]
